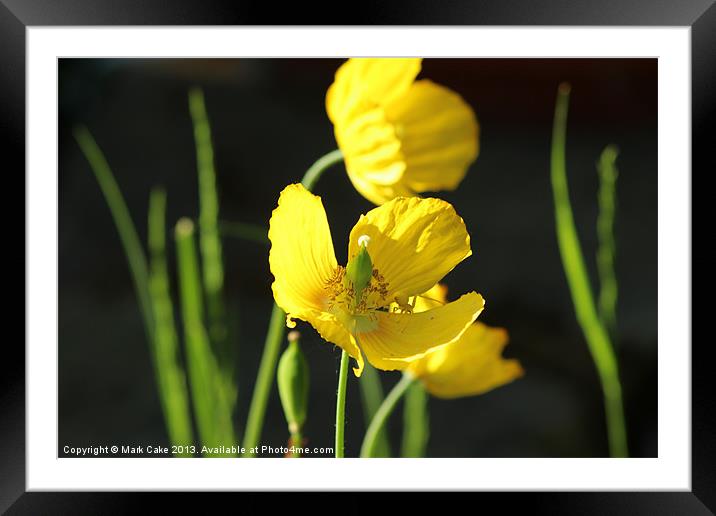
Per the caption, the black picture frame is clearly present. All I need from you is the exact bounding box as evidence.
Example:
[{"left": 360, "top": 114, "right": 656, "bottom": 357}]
[{"left": 3, "top": 1, "right": 709, "bottom": 512}]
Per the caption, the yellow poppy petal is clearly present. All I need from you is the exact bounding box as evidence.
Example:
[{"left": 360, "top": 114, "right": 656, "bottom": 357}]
[
  {"left": 326, "top": 58, "right": 422, "bottom": 124},
  {"left": 297, "top": 309, "right": 365, "bottom": 377},
  {"left": 385, "top": 79, "right": 479, "bottom": 193},
  {"left": 343, "top": 164, "right": 413, "bottom": 206},
  {"left": 408, "top": 322, "right": 524, "bottom": 399},
  {"left": 348, "top": 196, "right": 472, "bottom": 302},
  {"left": 326, "top": 60, "right": 479, "bottom": 205},
  {"left": 269, "top": 184, "right": 338, "bottom": 319},
  {"left": 337, "top": 107, "right": 406, "bottom": 187},
  {"left": 413, "top": 283, "right": 449, "bottom": 312},
  {"left": 353, "top": 58, "right": 422, "bottom": 106},
  {"left": 342, "top": 151, "right": 414, "bottom": 205},
  {"left": 358, "top": 292, "right": 484, "bottom": 371}
]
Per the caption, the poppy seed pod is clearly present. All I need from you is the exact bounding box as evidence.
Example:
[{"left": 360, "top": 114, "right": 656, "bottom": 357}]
[
  {"left": 277, "top": 331, "right": 310, "bottom": 433},
  {"left": 344, "top": 236, "right": 373, "bottom": 306}
]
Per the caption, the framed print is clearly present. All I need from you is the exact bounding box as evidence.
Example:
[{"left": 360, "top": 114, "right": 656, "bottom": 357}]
[{"left": 3, "top": 0, "right": 710, "bottom": 512}]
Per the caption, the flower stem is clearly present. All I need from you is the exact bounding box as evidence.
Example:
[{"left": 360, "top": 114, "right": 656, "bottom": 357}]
[
  {"left": 334, "top": 350, "right": 351, "bottom": 458},
  {"left": 550, "top": 83, "right": 628, "bottom": 458},
  {"left": 360, "top": 374, "right": 416, "bottom": 458},
  {"left": 301, "top": 149, "right": 343, "bottom": 190},
  {"left": 241, "top": 149, "right": 343, "bottom": 458},
  {"left": 289, "top": 427, "right": 303, "bottom": 458},
  {"left": 241, "top": 304, "right": 286, "bottom": 456},
  {"left": 358, "top": 363, "right": 392, "bottom": 457},
  {"left": 401, "top": 380, "right": 429, "bottom": 457}
]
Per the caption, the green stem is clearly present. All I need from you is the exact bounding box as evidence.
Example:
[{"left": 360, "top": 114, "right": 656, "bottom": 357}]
[
  {"left": 188, "top": 88, "right": 236, "bottom": 418},
  {"left": 550, "top": 84, "right": 628, "bottom": 458},
  {"left": 301, "top": 149, "right": 343, "bottom": 190},
  {"left": 148, "top": 189, "right": 195, "bottom": 456},
  {"left": 189, "top": 87, "right": 225, "bottom": 315},
  {"left": 361, "top": 374, "right": 415, "bottom": 458},
  {"left": 358, "top": 363, "right": 392, "bottom": 457},
  {"left": 335, "top": 350, "right": 350, "bottom": 458},
  {"left": 219, "top": 221, "right": 270, "bottom": 245},
  {"left": 73, "top": 126, "right": 154, "bottom": 343},
  {"left": 241, "top": 147, "right": 343, "bottom": 458},
  {"left": 596, "top": 145, "right": 620, "bottom": 335},
  {"left": 401, "top": 381, "right": 429, "bottom": 457},
  {"left": 289, "top": 429, "right": 303, "bottom": 458},
  {"left": 175, "top": 218, "right": 236, "bottom": 456},
  {"left": 241, "top": 304, "right": 286, "bottom": 456}
]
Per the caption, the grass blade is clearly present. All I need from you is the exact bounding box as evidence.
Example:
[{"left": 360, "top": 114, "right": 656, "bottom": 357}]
[
  {"left": 358, "top": 363, "right": 392, "bottom": 457},
  {"left": 241, "top": 304, "right": 286, "bottom": 456},
  {"left": 550, "top": 83, "right": 628, "bottom": 457},
  {"left": 74, "top": 126, "right": 154, "bottom": 342},
  {"left": 175, "top": 218, "right": 236, "bottom": 456},
  {"left": 401, "top": 381, "right": 430, "bottom": 457},
  {"left": 188, "top": 87, "right": 235, "bottom": 407},
  {"left": 75, "top": 127, "right": 197, "bottom": 454},
  {"left": 596, "top": 145, "right": 620, "bottom": 334},
  {"left": 148, "top": 188, "right": 195, "bottom": 456}
]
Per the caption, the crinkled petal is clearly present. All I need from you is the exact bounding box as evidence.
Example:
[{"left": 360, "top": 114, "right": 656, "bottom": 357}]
[
  {"left": 357, "top": 292, "right": 484, "bottom": 371},
  {"left": 408, "top": 322, "right": 523, "bottom": 399},
  {"left": 269, "top": 184, "right": 338, "bottom": 318},
  {"left": 326, "top": 58, "right": 422, "bottom": 124},
  {"left": 326, "top": 60, "right": 479, "bottom": 205},
  {"left": 344, "top": 163, "right": 413, "bottom": 206},
  {"left": 348, "top": 196, "right": 472, "bottom": 303},
  {"left": 385, "top": 79, "right": 478, "bottom": 193},
  {"left": 337, "top": 107, "right": 406, "bottom": 188}
]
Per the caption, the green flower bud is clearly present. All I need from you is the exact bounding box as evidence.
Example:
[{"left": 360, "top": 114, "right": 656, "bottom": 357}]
[
  {"left": 277, "top": 331, "right": 310, "bottom": 433},
  {"left": 345, "top": 235, "right": 373, "bottom": 305}
]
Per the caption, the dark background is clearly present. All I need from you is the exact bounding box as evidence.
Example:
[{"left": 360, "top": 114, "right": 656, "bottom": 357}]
[{"left": 58, "top": 58, "right": 657, "bottom": 458}]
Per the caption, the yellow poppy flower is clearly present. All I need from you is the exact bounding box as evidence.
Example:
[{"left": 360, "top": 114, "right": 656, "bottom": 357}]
[
  {"left": 406, "top": 284, "right": 524, "bottom": 398},
  {"left": 326, "top": 58, "right": 479, "bottom": 205},
  {"left": 268, "top": 183, "right": 485, "bottom": 377}
]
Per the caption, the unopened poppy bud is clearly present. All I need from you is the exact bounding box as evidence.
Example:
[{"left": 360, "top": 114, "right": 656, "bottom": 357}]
[
  {"left": 345, "top": 235, "right": 373, "bottom": 304},
  {"left": 277, "top": 331, "right": 310, "bottom": 432}
]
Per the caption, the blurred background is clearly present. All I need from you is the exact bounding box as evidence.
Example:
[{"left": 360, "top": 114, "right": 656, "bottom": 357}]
[{"left": 58, "top": 58, "right": 656, "bottom": 458}]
